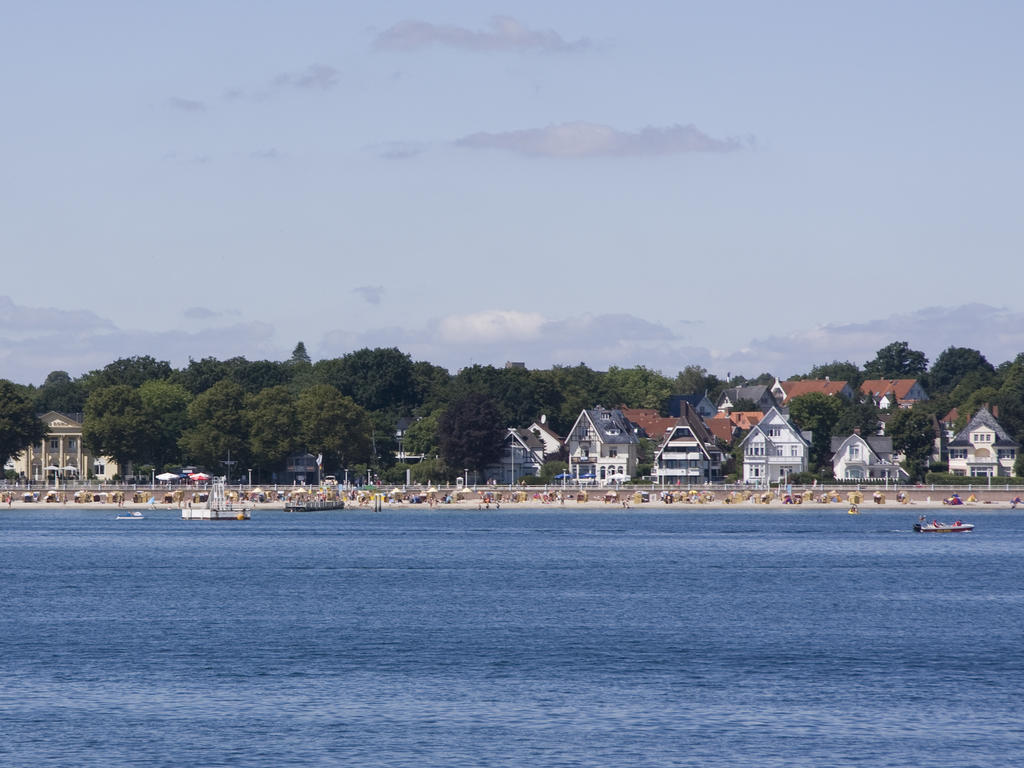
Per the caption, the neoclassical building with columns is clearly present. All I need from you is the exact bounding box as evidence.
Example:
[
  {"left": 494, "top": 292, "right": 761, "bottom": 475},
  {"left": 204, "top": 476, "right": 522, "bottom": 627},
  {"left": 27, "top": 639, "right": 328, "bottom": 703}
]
[{"left": 7, "top": 411, "right": 120, "bottom": 483}]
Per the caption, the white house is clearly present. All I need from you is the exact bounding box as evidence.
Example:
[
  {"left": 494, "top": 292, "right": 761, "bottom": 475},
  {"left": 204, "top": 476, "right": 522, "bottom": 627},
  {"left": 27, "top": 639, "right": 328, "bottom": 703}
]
[
  {"left": 483, "top": 428, "right": 547, "bottom": 485},
  {"left": 565, "top": 407, "right": 639, "bottom": 485},
  {"left": 738, "top": 407, "right": 811, "bottom": 485},
  {"left": 830, "top": 432, "right": 908, "bottom": 481},
  {"left": 947, "top": 407, "right": 1018, "bottom": 477},
  {"left": 652, "top": 402, "right": 723, "bottom": 484},
  {"left": 527, "top": 416, "right": 564, "bottom": 459}
]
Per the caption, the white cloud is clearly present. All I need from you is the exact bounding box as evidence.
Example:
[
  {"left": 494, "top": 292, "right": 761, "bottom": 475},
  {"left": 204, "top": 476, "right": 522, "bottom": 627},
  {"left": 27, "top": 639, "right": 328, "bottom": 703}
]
[
  {"left": 352, "top": 285, "right": 385, "bottom": 305},
  {"left": 456, "top": 122, "right": 745, "bottom": 157},
  {"left": 374, "top": 16, "right": 591, "bottom": 54},
  {"left": 168, "top": 96, "right": 206, "bottom": 113},
  {"left": 437, "top": 310, "right": 545, "bottom": 343}
]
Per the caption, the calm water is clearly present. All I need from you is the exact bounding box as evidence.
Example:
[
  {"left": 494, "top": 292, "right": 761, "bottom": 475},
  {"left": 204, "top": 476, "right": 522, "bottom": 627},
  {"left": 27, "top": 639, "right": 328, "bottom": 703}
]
[{"left": 2, "top": 507, "right": 1023, "bottom": 767}]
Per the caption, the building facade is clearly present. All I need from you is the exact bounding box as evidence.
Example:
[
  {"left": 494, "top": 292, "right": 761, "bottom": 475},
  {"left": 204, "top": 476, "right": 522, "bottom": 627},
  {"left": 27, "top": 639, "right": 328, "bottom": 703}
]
[
  {"left": 738, "top": 407, "right": 811, "bottom": 485},
  {"left": 947, "top": 407, "right": 1018, "bottom": 477},
  {"left": 565, "top": 408, "right": 639, "bottom": 485}
]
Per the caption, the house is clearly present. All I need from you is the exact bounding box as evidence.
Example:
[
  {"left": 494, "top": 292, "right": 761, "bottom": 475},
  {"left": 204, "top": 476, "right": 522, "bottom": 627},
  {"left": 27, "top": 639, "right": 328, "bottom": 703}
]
[
  {"left": 528, "top": 416, "right": 564, "bottom": 459},
  {"left": 946, "top": 407, "right": 1018, "bottom": 478},
  {"left": 771, "top": 378, "right": 854, "bottom": 404},
  {"left": 565, "top": 407, "right": 639, "bottom": 484},
  {"left": 9, "top": 411, "right": 120, "bottom": 483},
  {"left": 860, "top": 379, "right": 928, "bottom": 409},
  {"left": 738, "top": 407, "right": 811, "bottom": 485},
  {"left": 394, "top": 416, "right": 423, "bottom": 463},
  {"left": 652, "top": 402, "right": 724, "bottom": 484},
  {"left": 483, "top": 428, "right": 547, "bottom": 484},
  {"left": 940, "top": 408, "right": 960, "bottom": 441},
  {"left": 717, "top": 385, "right": 777, "bottom": 414},
  {"left": 830, "top": 431, "right": 909, "bottom": 482},
  {"left": 704, "top": 415, "right": 739, "bottom": 445},
  {"left": 667, "top": 394, "right": 716, "bottom": 420},
  {"left": 620, "top": 408, "right": 677, "bottom": 440}
]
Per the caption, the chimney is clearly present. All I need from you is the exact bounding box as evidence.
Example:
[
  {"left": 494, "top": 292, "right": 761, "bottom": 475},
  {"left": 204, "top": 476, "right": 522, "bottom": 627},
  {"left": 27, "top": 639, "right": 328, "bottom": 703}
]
[{"left": 854, "top": 427, "right": 861, "bottom": 435}]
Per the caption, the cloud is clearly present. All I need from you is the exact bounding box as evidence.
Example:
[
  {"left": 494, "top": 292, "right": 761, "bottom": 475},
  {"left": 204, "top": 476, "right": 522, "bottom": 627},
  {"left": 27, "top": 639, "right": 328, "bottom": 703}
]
[
  {"left": 168, "top": 97, "right": 206, "bottom": 113},
  {"left": 456, "top": 122, "right": 745, "bottom": 157},
  {"left": 0, "top": 297, "right": 280, "bottom": 385},
  {"left": 374, "top": 141, "right": 428, "bottom": 160},
  {"left": 320, "top": 311, "right": 711, "bottom": 373},
  {"left": 273, "top": 64, "right": 339, "bottom": 91},
  {"left": 352, "top": 285, "right": 385, "bottom": 305},
  {"left": 374, "top": 15, "right": 590, "bottom": 53},
  {"left": 222, "top": 64, "right": 340, "bottom": 103},
  {"left": 721, "top": 304, "right": 1024, "bottom": 378}
]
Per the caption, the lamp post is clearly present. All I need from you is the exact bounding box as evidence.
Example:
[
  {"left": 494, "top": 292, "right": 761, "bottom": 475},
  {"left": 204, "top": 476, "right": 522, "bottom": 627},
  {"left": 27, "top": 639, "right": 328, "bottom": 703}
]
[{"left": 248, "top": 468, "right": 252, "bottom": 486}]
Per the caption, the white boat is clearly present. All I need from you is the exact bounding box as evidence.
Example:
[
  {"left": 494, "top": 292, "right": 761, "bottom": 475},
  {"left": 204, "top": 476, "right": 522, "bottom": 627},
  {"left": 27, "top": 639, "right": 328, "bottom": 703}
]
[
  {"left": 116, "top": 510, "right": 145, "bottom": 520},
  {"left": 914, "top": 518, "right": 974, "bottom": 533},
  {"left": 182, "top": 478, "right": 251, "bottom": 520}
]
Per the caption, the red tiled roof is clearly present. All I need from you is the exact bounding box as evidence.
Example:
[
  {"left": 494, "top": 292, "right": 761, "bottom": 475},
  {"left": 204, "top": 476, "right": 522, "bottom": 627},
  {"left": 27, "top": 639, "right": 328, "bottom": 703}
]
[
  {"left": 860, "top": 379, "right": 922, "bottom": 400},
  {"left": 620, "top": 408, "right": 676, "bottom": 439},
  {"left": 705, "top": 417, "right": 735, "bottom": 443},
  {"left": 780, "top": 380, "right": 849, "bottom": 400}
]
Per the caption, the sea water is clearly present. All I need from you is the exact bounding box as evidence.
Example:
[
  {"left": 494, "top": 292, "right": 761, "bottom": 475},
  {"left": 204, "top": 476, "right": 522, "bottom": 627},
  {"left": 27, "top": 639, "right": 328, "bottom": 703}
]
[{"left": 2, "top": 507, "right": 1022, "bottom": 767}]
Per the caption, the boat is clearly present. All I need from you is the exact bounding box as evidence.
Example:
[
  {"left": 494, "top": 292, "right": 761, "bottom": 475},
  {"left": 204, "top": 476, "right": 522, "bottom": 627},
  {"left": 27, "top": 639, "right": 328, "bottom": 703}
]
[
  {"left": 848, "top": 505, "right": 860, "bottom": 515},
  {"left": 116, "top": 510, "right": 145, "bottom": 520},
  {"left": 182, "top": 478, "right": 251, "bottom": 520},
  {"left": 914, "top": 517, "right": 974, "bottom": 533}
]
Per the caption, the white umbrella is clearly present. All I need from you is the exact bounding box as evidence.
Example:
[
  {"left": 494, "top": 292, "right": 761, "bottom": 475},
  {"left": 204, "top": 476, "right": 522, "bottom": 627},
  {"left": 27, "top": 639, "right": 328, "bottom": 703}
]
[
  {"left": 44, "top": 465, "right": 60, "bottom": 471},
  {"left": 156, "top": 472, "right": 179, "bottom": 481}
]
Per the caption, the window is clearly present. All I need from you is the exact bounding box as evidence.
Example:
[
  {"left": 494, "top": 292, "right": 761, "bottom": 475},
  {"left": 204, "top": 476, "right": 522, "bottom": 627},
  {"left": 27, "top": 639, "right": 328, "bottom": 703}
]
[
  {"left": 849, "top": 445, "right": 860, "bottom": 459},
  {"left": 67, "top": 438, "right": 76, "bottom": 451},
  {"left": 790, "top": 445, "right": 799, "bottom": 457},
  {"left": 949, "top": 448, "right": 967, "bottom": 460},
  {"left": 608, "top": 447, "right": 618, "bottom": 458},
  {"left": 767, "top": 427, "right": 781, "bottom": 437},
  {"left": 49, "top": 439, "right": 59, "bottom": 450}
]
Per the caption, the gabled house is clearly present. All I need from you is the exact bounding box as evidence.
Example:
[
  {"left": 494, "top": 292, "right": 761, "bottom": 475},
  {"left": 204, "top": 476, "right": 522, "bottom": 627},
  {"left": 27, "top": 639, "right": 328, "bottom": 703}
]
[
  {"left": 652, "top": 402, "right": 723, "bottom": 484},
  {"left": 483, "top": 428, "right": 547, "bottom": 484},
  {"left": 528, "top": 416, "right": 564, "bottom": 459},
  {"left": 620, "top": 408, "right": 677, "bottom": 440},
  {"left": 10, "top": 411, "right": 120, "bottom": 483},
  {"left": 717, "top": 385, "right": 777, "bottom": 414},
  {"left": 565, "top": 407, "right": 639, "bottom": 484},
  {"left": 771, "top": 378, "right": 854, "bottom": 404},
  {"left": 860, "top": 379, "right": 929, "bottom": 409},
  {"left": 830, "top": 432, "right": 909, "bottom": 482},
  {"left": 738, "top": 407, "right": 811, "bottom": 485},
  {"left": 940, "top": 408, "right": 960, "bottom": 441},
  {"left": 667, "top": 394, "right": 717, "bottom": 420},
  {"left": 947, "top": 407, "right": 1019, "bottom": 477}
]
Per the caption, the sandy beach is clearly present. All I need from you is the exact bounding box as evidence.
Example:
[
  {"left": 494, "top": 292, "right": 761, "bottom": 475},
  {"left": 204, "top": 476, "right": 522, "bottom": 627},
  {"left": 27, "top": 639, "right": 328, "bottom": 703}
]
[{"left": 3, "top": 486, "right": 1021, "bottom": 513}]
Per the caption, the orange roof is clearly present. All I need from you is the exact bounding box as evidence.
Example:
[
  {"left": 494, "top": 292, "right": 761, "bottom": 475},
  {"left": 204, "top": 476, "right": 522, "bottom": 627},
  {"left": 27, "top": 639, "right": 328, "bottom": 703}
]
[
  {"left": 780, "top": 379, "right": 849, "bottom": 400},
  {"left": 620, "top": 408, "right": 676, "bottom": 439},
  {"left": 860, "top": 379, "right": 921, "bottom": 401},
  {"left": 729, "top": 411, "right": 763, "bottom": 431},
  {"left": 705, "top": 416, "right": 736, "bottom": 443}
]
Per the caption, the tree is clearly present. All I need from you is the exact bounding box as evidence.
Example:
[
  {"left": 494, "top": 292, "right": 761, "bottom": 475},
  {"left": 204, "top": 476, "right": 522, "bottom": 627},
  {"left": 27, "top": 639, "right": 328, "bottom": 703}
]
[
  {"left": 289, "top": 341, "right": 312, "bottom": 366},
  {"left": 33, "top": 371, "right": 86, "bottom": 414},
  {"left": 806, "top": 361, "right": 863, "bottom": 388},
  {"left": 864, "top": 342, "right": 928, "bottom": 379},
  {"left": 438, "top": 392, "right": 504, "bottom": 473},
  {"left": 83, "top": 385, "right": 149, "bottom": 472},
  {"left": 604, "top": 365, "right": 673, "bottom": 411},
  {"left": 885, "top": 407, "right": 935, "bottom": 481},
  {"left": 178, "top": 380, "right": 249, "bottom": 473},
  {"left": 787, "top": 393, "right": 844, "bottom": 471},
  {"left": 81, "top": 356, "right": 173, "bottom": 393},
  {"left": 172, "top": 357, "right": 232, "bottom": 395},
  {"left": 401, "top": 412, "right": 440, "bottom": 457},
  {"left": 833, "top": 398, "right": 882, "bottom": 438},
  {"left": 138, "top": 379, "right": 192, "bottom": 468},
  {"left": 928, "top": 347, "right": 994, "bottom": 395},
  {"left": 246, "top": 386, "right": 300, "bottom": 471},
  {"left": 0, "top": 379, "right": 46, "bottom": 464},
  {"left": 313, "top": 347, "right": 418, "bottom": 415},
  {"left": 296, "top": 385, "right": 372, "bottom": 469}
]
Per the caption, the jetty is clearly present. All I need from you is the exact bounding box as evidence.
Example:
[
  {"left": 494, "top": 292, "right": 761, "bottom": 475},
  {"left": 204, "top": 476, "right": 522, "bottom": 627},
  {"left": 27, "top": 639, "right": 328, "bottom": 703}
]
[{"left": 284, "top": 498, "right": 345, "bottom": 512}]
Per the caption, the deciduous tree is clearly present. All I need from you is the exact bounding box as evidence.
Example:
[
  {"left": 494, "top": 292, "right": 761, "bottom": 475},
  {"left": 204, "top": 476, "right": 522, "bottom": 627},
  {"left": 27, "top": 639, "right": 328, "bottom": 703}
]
[
  {"left": 0, "top": 379, "right": 46, "bottom": 464},
  {"left": 438, "top": 392, "right": 504, "bottom": 473},
  {"left": 864, "top": 342, "right": 927, "bottom": 379}
]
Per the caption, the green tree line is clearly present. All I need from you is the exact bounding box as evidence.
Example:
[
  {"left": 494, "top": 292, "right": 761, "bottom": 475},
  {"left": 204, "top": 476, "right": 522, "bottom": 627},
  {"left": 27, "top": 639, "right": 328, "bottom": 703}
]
[{"left": 2, "top": 341, "right": 1024, "bottom": 484}]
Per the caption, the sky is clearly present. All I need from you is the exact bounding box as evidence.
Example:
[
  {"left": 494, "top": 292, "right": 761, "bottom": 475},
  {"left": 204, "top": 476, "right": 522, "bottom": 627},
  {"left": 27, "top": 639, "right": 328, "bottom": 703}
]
[{"left": 3, "top": 1, "right": 1023, "bottom": 386}]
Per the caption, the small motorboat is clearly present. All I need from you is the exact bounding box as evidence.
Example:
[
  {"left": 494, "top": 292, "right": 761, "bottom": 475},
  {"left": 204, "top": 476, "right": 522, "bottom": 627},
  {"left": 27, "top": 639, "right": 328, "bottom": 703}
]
[
  {"left": 116, "top": 510, "right": 145, "bottom": 520},
  {"left": 914, "top": 518, "right": 973, "bottom": 533}
]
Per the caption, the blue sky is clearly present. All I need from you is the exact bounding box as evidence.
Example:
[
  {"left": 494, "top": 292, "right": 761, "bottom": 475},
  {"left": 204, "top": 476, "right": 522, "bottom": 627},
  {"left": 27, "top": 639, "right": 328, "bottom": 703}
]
[{"left": 3, "top": 2, "right": 1023, "bottom": 385}]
